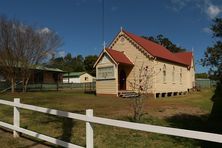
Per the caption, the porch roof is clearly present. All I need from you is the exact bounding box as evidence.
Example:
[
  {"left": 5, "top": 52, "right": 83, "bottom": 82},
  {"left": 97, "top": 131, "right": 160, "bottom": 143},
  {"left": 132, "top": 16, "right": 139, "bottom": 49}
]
[{"left": 106, "top": 48, "right": 134, "bottom": 66}]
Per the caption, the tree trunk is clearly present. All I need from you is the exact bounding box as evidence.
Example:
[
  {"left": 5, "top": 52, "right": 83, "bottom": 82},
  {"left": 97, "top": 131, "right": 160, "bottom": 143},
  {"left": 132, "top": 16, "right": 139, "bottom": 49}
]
[
  {"left": 22, "top": 78, "right": 25, "bottom": 92},
  {"left": 11, "top": 78, "right": 15, "bottom": 93},
  {"left": 24, "top": 78, "right": 29, "bottom": 92}
]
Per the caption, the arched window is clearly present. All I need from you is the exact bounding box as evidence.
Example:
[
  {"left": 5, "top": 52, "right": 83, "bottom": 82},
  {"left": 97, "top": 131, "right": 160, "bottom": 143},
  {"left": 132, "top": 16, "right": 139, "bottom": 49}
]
[
  {"left": 180, "top": 68, "right": 182, "bottom": 84},
  {"left": 163, "top": 65, "right": 166, "bottom": 83},
  {"left": 172, "top": 66, "right": 175, "bottom": 83}
]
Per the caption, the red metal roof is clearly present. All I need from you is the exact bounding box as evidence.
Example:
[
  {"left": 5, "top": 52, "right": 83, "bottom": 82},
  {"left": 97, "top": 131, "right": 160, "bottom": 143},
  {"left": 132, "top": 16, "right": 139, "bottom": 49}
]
[
  {"left": 123, "top": 30, "right": 192, "bottom": 66},
  {"left": 174, "top": 52, "right": 193, "bottom": 66},
  {"left": 105, "top": 48, "right": 134, "bottom": 65}
]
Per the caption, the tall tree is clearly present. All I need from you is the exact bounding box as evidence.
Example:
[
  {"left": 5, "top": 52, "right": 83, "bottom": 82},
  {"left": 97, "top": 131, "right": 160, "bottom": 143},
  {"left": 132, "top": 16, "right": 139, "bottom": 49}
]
[
  {"left": 48, "top": 56, "right": 65, "bottom": 70},
  {"left": 142, "top": 34, "right": 186, "bottom": 53},
  {"left": 0, "top": 17, "right": 18, "bottom": 92},
  {"left": 202, "top": 19, "right": 222, "bottom": 141},
  {"left": 48, "top": 53, "right": 85, "bottom": 72},
  {"left": 63, "top": 53, "right": 73, "bottom": 71},
  {"left": 72, "top": 54, "right": 85, "bottom": 72},
  {"left": 201, "top": 18, "right": 222, "bottom": 82},
  {"left": 0, "top": 16, "right": 62, "bottom": 92},
  {"left": 84, "top": 55, "right": 98, "bottom": 76}
]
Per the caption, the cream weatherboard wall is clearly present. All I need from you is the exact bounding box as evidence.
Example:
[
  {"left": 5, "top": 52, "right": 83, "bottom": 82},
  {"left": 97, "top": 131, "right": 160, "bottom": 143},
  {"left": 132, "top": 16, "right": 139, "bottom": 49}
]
[
  {"left": 79, "top": 73, "right": 95, "bottom": 83},
  {"left": 96, "top": 54, "right": 118, "bottom": 95},
  {"left": 109, "top": 31, "right": 155, "bottom": 93},
  {"left": 153, "top": 60, "right": 188, "bottom": 94}
]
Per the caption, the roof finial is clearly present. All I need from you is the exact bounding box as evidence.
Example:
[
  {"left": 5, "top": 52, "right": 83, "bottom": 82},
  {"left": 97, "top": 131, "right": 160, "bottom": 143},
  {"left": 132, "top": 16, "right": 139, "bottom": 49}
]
[
  {"left": 120, "top": 26, "right": 123, "bottom": 32},
  {"left": 103, "top": 41, "right": 106, "bottom": 51}
]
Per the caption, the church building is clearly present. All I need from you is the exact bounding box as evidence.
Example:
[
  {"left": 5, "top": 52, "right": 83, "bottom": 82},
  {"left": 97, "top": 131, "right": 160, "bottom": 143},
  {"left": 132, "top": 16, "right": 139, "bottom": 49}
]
[{"left": 94, "top": 29, "right": 195, "bottom": 98}]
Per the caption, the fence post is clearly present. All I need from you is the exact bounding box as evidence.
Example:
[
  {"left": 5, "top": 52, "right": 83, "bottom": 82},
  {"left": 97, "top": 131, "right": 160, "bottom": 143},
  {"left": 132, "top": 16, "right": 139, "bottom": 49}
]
[
  {"left": 86, "top": 109, "right": 93, "bottom": 148},
  {"left": 13, "top": 98, "right": 20, "bottom": 138}
]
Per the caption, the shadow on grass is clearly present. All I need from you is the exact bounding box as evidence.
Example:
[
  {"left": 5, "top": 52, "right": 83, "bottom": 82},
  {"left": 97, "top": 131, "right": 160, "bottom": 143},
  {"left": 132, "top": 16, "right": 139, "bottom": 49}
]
[
  {"left": 59, "top": 117, "right": 74, "bottom": 143},
  {"left": 203, "top": 82, "right": 222, "bottom": 148},
  {"left": 15, "top": 109, "right": 84, "bottom": 147},
  {"left": 166, "top": 113, "right": 209, "bottom": 131},
  {"left": 165, "top": 83, "right": 222, "bottom": 148},
  {"left": 165, "top": 113, "right": 209, "bottom": 147}
]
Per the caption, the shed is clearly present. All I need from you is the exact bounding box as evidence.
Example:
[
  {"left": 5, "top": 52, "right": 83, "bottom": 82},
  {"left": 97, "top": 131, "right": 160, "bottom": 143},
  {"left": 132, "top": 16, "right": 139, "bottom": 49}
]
[{"left": 63, "top": 72, "right": 95, "bottom": 83}]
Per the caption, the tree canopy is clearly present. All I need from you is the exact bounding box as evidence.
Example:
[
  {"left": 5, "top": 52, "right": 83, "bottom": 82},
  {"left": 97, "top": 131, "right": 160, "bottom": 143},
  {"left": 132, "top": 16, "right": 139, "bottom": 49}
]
[
  {"left": 48, "top": 53, "right": 98, "bottom": 76},
  {"left": 142, "top": 34, "right": 186, "bottom": 53},
  {"left": 201, "top": 18, "right": 222, "bottom": 82}
]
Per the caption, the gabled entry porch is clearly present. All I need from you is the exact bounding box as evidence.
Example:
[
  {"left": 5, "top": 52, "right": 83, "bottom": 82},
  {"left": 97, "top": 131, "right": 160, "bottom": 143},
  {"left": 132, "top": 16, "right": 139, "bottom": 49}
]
[
  {"left": 94, "top": 48, "right": 134, "bottom": 96},
  {"left": 118, "top": 64, "right": 133, "bottom": 91}
]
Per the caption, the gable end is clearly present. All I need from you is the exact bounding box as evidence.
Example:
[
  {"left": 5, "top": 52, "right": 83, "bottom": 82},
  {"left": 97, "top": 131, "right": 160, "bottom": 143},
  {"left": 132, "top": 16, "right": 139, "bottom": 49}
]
[{"left": 109, "top": 32, "right": 155, "bottom": 60}]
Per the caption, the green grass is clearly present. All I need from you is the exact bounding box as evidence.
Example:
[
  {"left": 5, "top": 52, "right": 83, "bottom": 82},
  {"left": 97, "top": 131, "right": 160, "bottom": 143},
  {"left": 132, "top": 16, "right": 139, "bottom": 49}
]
[{"left": 0, "top": 89, "right": 215, "bottom": 147}]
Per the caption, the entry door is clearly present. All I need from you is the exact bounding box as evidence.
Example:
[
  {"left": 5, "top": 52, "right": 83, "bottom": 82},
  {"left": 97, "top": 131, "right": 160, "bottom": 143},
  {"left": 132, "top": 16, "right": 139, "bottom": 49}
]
[{"left": 119, "top": 69, "right": 126, "bottom": 90}]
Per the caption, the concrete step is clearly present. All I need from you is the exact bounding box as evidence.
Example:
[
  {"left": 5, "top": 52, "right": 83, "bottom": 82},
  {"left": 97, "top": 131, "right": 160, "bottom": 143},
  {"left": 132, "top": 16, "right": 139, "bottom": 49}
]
[{"left": 118, "top": 91, "right": 139, "bottom": 98}]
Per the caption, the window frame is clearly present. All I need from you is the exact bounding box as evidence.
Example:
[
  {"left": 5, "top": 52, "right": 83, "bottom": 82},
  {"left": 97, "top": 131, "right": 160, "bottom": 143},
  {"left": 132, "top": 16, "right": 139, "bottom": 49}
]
[
  {"left": 180, "top": 68, "right": 182, "bottom": 84},
  {"left": 163, "top": 65, "right": 166, "bottom": 84},
  {"left": 97, "top": 65, "right": 115, "bottom": 80}
]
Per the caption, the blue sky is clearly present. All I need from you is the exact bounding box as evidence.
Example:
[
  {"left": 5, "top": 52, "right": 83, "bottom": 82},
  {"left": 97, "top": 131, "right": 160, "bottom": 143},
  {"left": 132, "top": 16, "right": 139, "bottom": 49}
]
[{"left": 0, "top": 0, "right": 222, "bottom": 73}]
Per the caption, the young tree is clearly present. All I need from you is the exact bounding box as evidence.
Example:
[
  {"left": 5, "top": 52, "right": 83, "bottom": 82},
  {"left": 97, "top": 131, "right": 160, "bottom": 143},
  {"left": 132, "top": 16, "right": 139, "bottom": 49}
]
[
  {"left": 129, "top": 61, "right": 158, "bottom": 121},
  {"left": 201, "top": 18, "right": 222, "bottom": 83}
]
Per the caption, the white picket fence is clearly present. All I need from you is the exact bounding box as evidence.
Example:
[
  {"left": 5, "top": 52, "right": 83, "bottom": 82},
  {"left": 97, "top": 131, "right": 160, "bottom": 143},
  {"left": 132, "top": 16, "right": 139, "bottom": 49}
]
[{"left": 0, "top": 98, "right": 222, "bottom": 148}]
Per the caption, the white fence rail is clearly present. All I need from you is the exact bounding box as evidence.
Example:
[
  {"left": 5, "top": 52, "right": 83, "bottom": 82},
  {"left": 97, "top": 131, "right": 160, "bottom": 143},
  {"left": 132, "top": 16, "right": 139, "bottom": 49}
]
[{"left": 0, "top": 98, "right": 222, "bottom": 148}]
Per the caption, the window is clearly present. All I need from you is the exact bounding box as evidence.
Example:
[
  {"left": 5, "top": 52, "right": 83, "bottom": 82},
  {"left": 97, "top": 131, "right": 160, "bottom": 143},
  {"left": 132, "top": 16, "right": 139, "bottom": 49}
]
[
  {"left": 180, "top": 68, "right": 182, "bottom": 84},
  {"left": 120, "top": 36, "right": 125, "bottom": 43},
  {"left": 172, "top": 66, "right": 175, "bottom": 83},
  {"left": 85, "top": 77, "right": 88, "bottom": 81},
  {"left": 98, "top": 66, "right": 114, "bottom": 79},
  {"left": 163, "top": 65, "right": 166, "bottom": 83}
]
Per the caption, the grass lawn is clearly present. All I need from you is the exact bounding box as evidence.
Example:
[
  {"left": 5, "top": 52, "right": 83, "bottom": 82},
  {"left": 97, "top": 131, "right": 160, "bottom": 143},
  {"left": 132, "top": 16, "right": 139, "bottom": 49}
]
[{"left": 0, "top": 89, "right": 216, "bottom": 147}]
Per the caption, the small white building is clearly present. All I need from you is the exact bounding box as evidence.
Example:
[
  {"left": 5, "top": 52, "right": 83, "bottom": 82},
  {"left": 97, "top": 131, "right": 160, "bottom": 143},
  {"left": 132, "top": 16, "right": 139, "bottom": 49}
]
[{"left": 63, "top": 72, "right": 95, "bottom": 83}]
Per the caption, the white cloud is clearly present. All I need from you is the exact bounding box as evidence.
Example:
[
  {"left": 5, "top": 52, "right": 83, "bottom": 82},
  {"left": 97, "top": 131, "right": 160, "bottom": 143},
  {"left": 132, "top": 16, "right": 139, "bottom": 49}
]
[
  {"left": 56, "top": 51, "right": 66, "bottom": 58},
  {"left": 206, "top": 4, "right": 221, "bottom": 18},
  {"left": 168, "top": 0, "right": 222, "bottom": 19},
  {"left": 36, "top": 27, "right": 51, "bottom": 34},
  {"left": 40, "top": 27, "right": 51, "bottom": 33},
  {"left": 202, "top": 27, "right": 212, "bottom": 34},
  {"left": 168, "top": 0, "right": 191, "bottom": 11}
]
